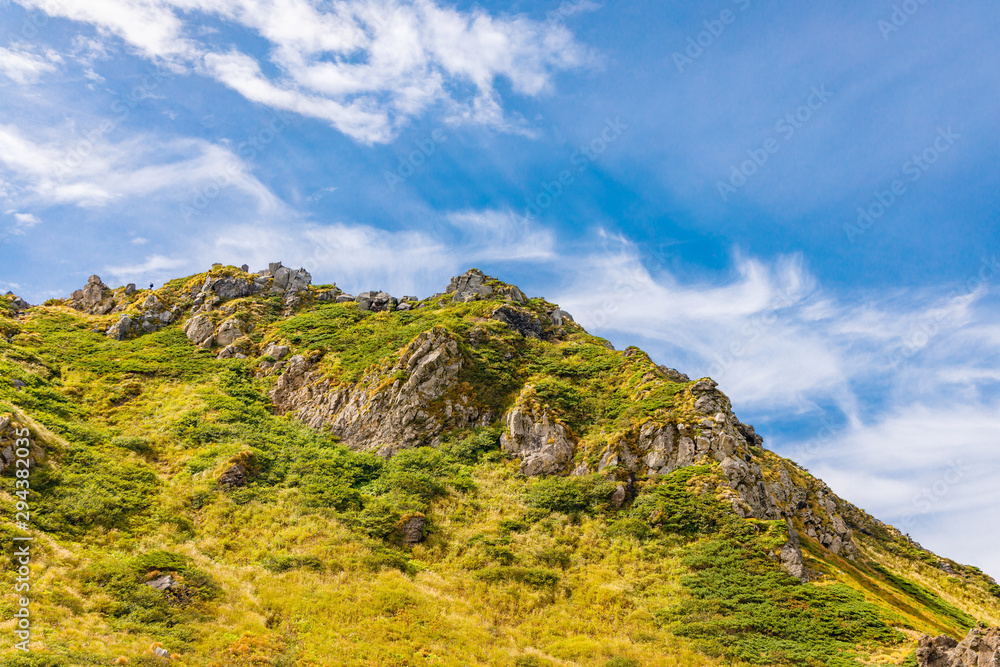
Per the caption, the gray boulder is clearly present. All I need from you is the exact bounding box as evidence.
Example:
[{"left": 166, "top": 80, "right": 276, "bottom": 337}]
[
  {"left": 106, "top": 314, "right": 136, "bottom": 341},
  {"left": 918, "top": 625, "right": 1000, "bottom": 667},
  {"left": 400, "top": 514, "right": 426, "bottom": 546},
  {"left": 447, "top": 269, "right": 493, "bottom": 302},
  {"left": 215, "top": 319, "right": 244, "bottom": 347},
  {"left": 263, "top": 344, "right": 290, "bottom": 360},
  {"left": 500, "top": 391, "right": 575, "bottom": 476},
  {"left": 183, "top": 315, "right": 215, "bottom": 348},
  {"left": 491, "top": 305, "right": 543, "bottom": 338}
]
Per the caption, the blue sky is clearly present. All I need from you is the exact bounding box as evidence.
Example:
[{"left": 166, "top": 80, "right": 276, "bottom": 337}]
[{"left": 1, "top": 0, "right": 999, "bottom": 576}]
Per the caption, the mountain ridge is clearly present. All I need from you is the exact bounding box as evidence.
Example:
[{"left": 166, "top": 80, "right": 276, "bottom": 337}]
[{"left": 0, "top": 263, "right": 997, "bottom": 666}]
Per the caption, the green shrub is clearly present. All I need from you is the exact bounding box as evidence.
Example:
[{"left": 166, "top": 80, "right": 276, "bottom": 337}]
[
  {"left": 605, "top": 659, "right": 640, "bottom": 667},
  {"left": 525, "top": 474, "right": 616, "bottom": 515}
]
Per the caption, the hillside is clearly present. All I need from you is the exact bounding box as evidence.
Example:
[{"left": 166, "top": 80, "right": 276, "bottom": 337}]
[{"left": 0, "top": 264, "right": 998, "bottom": 667}]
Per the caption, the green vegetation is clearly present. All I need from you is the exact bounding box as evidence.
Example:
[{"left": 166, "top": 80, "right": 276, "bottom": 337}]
[{"left": 0, "top": 270, "right": 996, "bottom": 666}]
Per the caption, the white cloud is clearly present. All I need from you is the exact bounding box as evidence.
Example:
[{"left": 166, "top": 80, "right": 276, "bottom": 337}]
[
  {"left": 808, "top": 403, "right": 1000, "bottom": 577},
  {"left": 0, "top": 45, "right": 59, "bottom": 83},
  {"left": 8, "top": 212, "right": 42, "bottom": 235},
  {"left": 549, "top": 235, "right": 1000, "bottom": 576},
  {"left": 13, "top": 0, "right": 592, "bottom": 143},
  {"left": 0, "top": 123, "right": 279, "bottom": 212},
  {"left": 99, "top": 209, "right": 556, "bottom": 294}
]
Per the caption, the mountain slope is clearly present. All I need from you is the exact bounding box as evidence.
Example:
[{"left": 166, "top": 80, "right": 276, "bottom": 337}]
[{"left": 0, "top": 265, "right": 997, "bottom": 667}]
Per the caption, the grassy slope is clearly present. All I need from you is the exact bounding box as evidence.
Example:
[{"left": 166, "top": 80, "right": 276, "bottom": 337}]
[{"left": 0, "top": 278, "right": 997, "bottom": 666}]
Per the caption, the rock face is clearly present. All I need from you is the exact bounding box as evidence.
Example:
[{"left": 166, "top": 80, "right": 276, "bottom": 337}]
[
  {"left": 491, "top": 305, "right": 544, "bottom": 339},
  {"left": 446, "top": 268, "right": 527, "bottom": 303},
  {"left": 499, "top": 371, "right": 859, "bottom": 570},
  {"left": 918, "top": 625, "right": 1000, "bottom": 667},
  {"left": 69, "top": 275, "right": 119, "bottom": 315},
  {"left": 270, "top": 329, "right": 488, "bottom": 456},
  {"left": 400, "top": 514, "right": 426, "bottom": 546},
  {"left": 500, "top": 389, "right": 576, "bottom": 476},
  {"left": 183, "top": 315, "right": 215, "bottom": 348}
]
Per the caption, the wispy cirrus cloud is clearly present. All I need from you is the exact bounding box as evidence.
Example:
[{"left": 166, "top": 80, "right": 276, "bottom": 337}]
[
  {"left": 0, "top": 44, "right": 61, "bottom": 83},
  {"left": 12, "top": 0, "right": 593, "bottom": 143},
  {"left": 0, "top": 122, "right": 279, "bottom": 211}
]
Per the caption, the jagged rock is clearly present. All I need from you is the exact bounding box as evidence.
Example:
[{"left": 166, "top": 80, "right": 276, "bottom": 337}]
[
  {"left": 400, "top": 514, "right": 426, "bottom": 546},
  {"left": 549, "top": 308, "right": 573, "bottom": 326},
  {"left": 337, "top": 294, "right": 355, "bottom": 303},
  {"left": 9, "top": 296, "right": 30, "bottom": 311},
  {"left": 270, "top": 264, "right": 312, "bottom": 294},
  {"left": 447, "top": 269, "right": 493, "bottom": 302},
  {"left": 918, "top": 624, "right": 1000, "bottom": 667},
  {"left": 217, "top": 463, "right": 248, "bottom": 487},
  {"left": 183, "top": 315, "right": 215, "bottom": 348},
  {"left": 215, "top": 319, "right": 244, "bottom": 347},
  {"left": 145, "top": 574, "right": 179, "bottom": 591},
  {"left": 778, "top": 520, "right": 811, "bottom": 582},
  {"left": 203, "top": 275, "right": 254, "bottom": 300},
  {"left": 491, "top": 305, "right": 544, "bottom": 339},
  {"left": 658, "top": 366, "right": 690, "bottom": 383},
  {"left": 500, "top": 390, "right": 575, "bottom": 476},
  {"left": 271, "top": 329, "right": 487, "bottom": 455},
  {"left": 263, "top": 344, "right": 290, "bottom": 360},
  {"left": 106, "top": 314, "right": 137, "bottom": 341},
  {"left": 610, "top": 484, "right": 628, "bottom": 509}
]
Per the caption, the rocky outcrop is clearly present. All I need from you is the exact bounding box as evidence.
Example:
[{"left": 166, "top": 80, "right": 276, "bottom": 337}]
[
  {"left": 918, "top": 624, "right": 1000, "bottom": 667},
  {"left": 491, "top": 305, "right": 544, "bottom": 339},
  {"left": 778, "top": 521, "right": 812, "bottom": 583},
  {"left": 105, "top": 293, "right": 180, "bottom": 339},
  {"left": 499, "top": 371, "right": 858, "bottom": 570},
  {"left": 500, "top": 390, "right": 576, "bottom": 476},
  {"left": 400, "top": 514, "right": 426, "bottom": 546},
  {"left": 270, "top": 329, "right": 488, "bottom": 455},
  {"left": 446, "top": 268, "right": 527, "bottom": 303},
  {"left": 69, "top": 275, "right": 119, "bottom": 315},
  {"left": 356, "top": 291, "right": 397, "bottom": 312},
  {"left": 183, "top": 315, "right": 215, "bottom": 348},
  {"left": 4, "top": 292, "right": 30, "bottom": 312}
]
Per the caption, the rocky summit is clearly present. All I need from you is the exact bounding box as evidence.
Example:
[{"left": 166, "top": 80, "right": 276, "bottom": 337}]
[{"left": 0, "top": 264, "right": 998, "bottom": 666}]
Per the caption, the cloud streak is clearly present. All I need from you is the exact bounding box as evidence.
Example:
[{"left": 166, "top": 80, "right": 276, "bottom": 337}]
[{"left": 13, "top": 0, "right": 592, "bottom": 143}]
